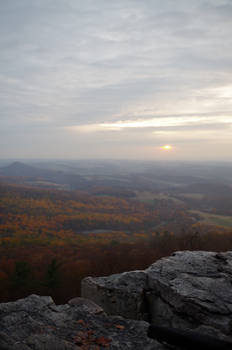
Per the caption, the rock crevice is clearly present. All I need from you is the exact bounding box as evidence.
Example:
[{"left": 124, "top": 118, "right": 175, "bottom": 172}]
[
  {"left": 0, "top": 294, "right": 165, "bottom": 349},
  {"left": 82, "top": 251, "right": 232, "bottom": 341}
]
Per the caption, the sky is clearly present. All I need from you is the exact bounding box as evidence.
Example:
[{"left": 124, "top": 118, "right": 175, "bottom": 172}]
[{"left": 1, "top": 0, "right": 232, "bottom": 161}]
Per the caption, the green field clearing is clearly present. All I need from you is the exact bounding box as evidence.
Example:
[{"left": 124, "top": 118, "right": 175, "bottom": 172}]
[
  {"left": 135, "top": 191, "right": 184, "bottom": 205},
  {"left": 190, "top": 210, "right": 232, "bottom": 228},
  {"left": 179, "top": 193, "right": 205, "bottom": 200}
]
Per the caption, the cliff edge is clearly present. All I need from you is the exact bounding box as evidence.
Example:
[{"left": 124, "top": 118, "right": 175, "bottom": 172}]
[
  {"left": 0, "top": 251, "right": 232, "bottom": 349},
  {"left": 82, "top": 251, "right": 232, "bottom": 341},
  {"left": 0, "top": 294, "right": 164, "bottom": 349}
]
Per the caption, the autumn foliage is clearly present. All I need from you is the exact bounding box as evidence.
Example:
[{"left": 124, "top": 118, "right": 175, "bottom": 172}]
[{"left": 0, "top": 183, "right": 232, "bottom": 304}]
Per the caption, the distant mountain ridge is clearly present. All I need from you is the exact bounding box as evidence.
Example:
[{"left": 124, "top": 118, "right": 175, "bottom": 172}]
[
  {"left": 0, "top": 161, "right": 40, "bottom": 177},
  {"left": 1, "top": 160, "right": 232, "bottom": 194},
  {"left": 0, "top": 161, "right": 88, "bottom": 190}
]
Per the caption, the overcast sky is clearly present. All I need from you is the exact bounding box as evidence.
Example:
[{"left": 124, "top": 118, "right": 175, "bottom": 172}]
[{"left": 1, "top": 0, "right": 232, "bottom": 160}]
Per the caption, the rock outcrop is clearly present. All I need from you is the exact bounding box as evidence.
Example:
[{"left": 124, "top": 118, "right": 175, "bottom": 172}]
[
  {"left": 1, "top": 251, "right": 232, "bottom": 349},
  {"left": 0, "top": 294, "right": 165, "bottom": 350},
  {"left": 82, "top": 251, "right": 232, "bottom": 342}
]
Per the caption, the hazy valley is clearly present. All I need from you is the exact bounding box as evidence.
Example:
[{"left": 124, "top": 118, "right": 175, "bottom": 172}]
[{"left": 0, "top": 160, "right": 232, "bottom": 304}]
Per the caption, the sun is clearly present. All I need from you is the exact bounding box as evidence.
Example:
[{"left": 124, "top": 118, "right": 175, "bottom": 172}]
[{"left": 161, "top": 144, "right": 173, "bottom": 151}]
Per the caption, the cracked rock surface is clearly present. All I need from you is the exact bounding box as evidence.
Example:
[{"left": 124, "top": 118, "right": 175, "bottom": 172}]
[
  {"left": 82, "top": 251, "right": 232, "bottom": 341},
  {"left": 0, "top": 294, "right": 166, "bottom": 349}
]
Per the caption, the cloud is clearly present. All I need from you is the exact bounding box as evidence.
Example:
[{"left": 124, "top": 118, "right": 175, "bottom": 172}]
[
  {"left": 0, "top": 0, "right": 232, "bottom": 159},
  {"left": 69, "top": 114, "right": 232, "bottom": 133}
]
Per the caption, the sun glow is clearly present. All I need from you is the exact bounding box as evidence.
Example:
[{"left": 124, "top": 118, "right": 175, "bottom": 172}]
[{"left": 161, "top": 144, "right": 173, "bottom": 150}]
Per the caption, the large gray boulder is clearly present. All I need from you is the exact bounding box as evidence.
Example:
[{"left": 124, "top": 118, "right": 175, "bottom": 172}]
[
  {"left": 82, "top": 251, "right": 232, "bottom": 341},
  {"left": 82, "top": 270, "right": 148, "bottom": 320},
  {"left": 0, "top": 294, "right": 166, "bottom": 350}
]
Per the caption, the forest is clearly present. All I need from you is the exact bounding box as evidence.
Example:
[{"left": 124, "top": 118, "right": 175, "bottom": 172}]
[{"left": 0, "top": 180, "right": 232, "bottom": 304}]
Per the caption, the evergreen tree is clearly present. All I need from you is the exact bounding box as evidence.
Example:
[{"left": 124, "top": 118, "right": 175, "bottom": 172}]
[
  {"left": 44, "top": 258, "right": 61, "bottom": 289},
  {"left": 11, "top": 261, "right": 32, "bottom": 288}
]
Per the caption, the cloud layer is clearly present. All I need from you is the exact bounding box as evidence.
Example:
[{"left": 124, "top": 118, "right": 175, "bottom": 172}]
[{"left": 1, "top": 0, "right": 232, "bottom": 160}]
